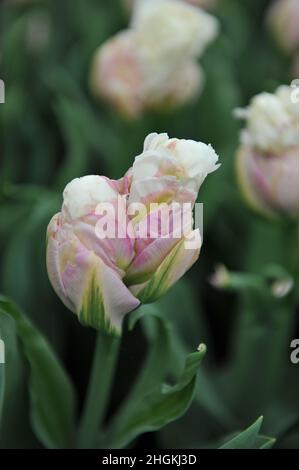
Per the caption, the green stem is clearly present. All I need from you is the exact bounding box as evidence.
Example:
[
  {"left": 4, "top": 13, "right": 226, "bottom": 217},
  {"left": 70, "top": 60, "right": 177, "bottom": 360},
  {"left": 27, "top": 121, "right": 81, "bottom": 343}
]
[
  {"left": 77, "top": 331, "right": 120, "bottom": 448},
  {"left": 232, "top": 293, "right": 294, "bottom": 415},
  {"left": 231, "top": 223, "right": 299, "bottom": 417}
]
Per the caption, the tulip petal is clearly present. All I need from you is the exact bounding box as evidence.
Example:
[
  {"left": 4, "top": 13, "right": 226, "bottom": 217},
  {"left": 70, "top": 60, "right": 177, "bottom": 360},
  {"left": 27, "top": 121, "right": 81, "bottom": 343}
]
[
  {"left": 80, "top": 255, "right": 140, "bottom": 335},
  {"left": 130, "top": 230, "right": 201, "bottom": 303},
  {"left": 236, "top": 147, "right": 276, "bottom": 219},
  {"left": 73, "top": 218, "right": 135, "bottom": 273},
  {"left": 125, "top": 237, "right": 180, "bottom": 285},
  {"left": 126, "top": 203, "right": 195, "bottom": 284},
  {"left": 65, "top": 251, "right": 140, "bottom": 336},
  {"left": 46, "top": 227, "right": 75, "bottom": 313},
  {"left": 129, "top": 175, "right": 197, "bottom": 207}
]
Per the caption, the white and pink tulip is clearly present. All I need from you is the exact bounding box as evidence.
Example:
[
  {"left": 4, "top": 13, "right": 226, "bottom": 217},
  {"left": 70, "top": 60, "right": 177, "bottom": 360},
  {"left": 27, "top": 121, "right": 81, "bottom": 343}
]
[{"left": 47, "top": 134, "right": 219, "bottom": 335}]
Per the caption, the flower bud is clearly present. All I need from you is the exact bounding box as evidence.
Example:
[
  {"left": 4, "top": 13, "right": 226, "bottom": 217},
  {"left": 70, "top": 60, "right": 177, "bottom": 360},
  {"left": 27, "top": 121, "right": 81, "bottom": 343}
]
[
  {"left": 47, "top": 135, "right": 220, "bottom": 335},
  {"left": 267, "top": 0, "right": 299, "bottom": 54},
  {"left": 235, "top": 85, "right": 299, "bottom": 219}
]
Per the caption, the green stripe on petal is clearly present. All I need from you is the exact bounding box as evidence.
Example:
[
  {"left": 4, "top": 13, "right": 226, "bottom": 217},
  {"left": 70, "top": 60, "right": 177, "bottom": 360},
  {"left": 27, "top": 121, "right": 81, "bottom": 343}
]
[
  {"left": 131, "top": 235, "right": 200, "bottom": 304},
  {"left": 79, "top": 270, "right": 120, "bottom": 337}
]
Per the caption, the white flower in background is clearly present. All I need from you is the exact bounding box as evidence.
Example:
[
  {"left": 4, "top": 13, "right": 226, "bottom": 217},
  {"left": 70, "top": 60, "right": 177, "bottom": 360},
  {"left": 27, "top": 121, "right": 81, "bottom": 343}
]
[
  {"left": 235, "top": 85, "right": 299, "bottom": 219},
  {"left": 235, "top": 86, "right": 299, "bottom": 155},
  {"left": 123, "top": 0, "right": 217, "bottom": 12},
  {"left": 90, "top": 31, "right": 145, "bottom": 119},
  {"left": 90, "top": 32, "right": 204, "bottom": 118},
  {"left": 132, "top": 0, "right": 218, "bottom": 68},
  {"left": 90, "top": 0, "right": 219, "bottom": 118}
]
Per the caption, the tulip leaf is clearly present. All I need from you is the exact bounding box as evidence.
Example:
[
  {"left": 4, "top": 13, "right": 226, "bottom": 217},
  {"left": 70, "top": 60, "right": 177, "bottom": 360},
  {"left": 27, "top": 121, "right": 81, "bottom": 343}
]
[
  {"left": 0, "top": 296, "right": 77, "bottom": 449},
  {"left": 0, "top": 309, "right": 38, "bottom": 447},
  {"left": 253, "top": 435, "right": 276, "bottom": 449},
  {"left": 103, "top": 330, "right": 206, "bottom": 448},
  {"left": 219, "top": 416, "right": 264, "bottom": 449},
  {"left": 127, "top": 304, "right": 173, "bottom": 400}
]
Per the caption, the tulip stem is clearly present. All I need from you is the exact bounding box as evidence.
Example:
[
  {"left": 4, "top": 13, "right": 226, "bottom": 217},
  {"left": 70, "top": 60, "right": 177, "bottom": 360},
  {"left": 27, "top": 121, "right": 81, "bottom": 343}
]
[
  {"left": 231, "top": 223, "right": 299, "bottom": 417},
  {"left": 77, "top": 331, "right": 120, "bottom": 448}
]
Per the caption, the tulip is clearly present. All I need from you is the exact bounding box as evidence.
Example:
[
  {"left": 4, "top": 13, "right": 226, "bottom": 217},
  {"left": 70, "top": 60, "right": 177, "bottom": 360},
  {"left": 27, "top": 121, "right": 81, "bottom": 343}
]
[
  {"left": 90, "top": 31, "right": 204, "bottom": 118},
  {"left": 267, "top": 0, "right": 299, "bottom": 54},
  {"left": 235, "top": 85, "right": 299, "bottom": 219},
  {"left": 90, "top": 0, "right": 218, "bottom": 117},
  {"left": 47, "top": 134, "right": 220, "bottom": 335},
  {"left": 90, "top": 31, "right": 145, "bottom": 119},
  {"left": 123, "top": 0, "right": 217, "bottom": 13},
  {"left": 90, "top": 33, "right": 203, "bottom": 118},
  {"left": 131, "top": 0, "right": 219, "bottom": 69}
]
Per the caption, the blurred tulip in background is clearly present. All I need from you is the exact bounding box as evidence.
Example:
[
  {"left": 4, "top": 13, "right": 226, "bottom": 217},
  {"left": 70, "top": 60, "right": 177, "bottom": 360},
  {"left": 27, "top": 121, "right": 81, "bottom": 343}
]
[{"left": 91, "top": 0, "right": 218, "bottom": 117}]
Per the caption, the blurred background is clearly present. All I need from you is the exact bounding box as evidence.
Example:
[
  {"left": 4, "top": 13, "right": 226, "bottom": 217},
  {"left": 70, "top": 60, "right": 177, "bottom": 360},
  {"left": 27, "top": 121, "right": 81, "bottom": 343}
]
[{"left": 1, "top": 0, "right": 298, "bottom": 449}]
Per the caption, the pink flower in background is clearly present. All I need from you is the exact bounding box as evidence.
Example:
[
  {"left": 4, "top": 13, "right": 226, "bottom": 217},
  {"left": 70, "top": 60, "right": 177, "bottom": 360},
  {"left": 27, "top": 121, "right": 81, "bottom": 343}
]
[
  {"left": 90, "top": 0, "right": 219, "bottom": 118},
  {"left": 90, "top": 31, "right": 144, "bottom": 119},
  {"left": 292, "top": 54, "right": 299, "bottom": 78},
  {"left": 235, "top": 85, "right": 299, "bottom": 219},
  {"left": 47, "top": 134, "right": 220, "bottom": 335},
  {"left": 267, "top": 0, "right": 299, "bottom": 54}
]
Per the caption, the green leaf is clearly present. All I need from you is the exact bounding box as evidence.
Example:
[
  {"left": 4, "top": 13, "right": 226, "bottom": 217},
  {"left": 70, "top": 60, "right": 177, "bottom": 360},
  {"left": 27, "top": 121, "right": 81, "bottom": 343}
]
[
  {"left": 156, "top": 283, "right": 235, "bottom": 427},
  {"left": 127, "top": 304, "right": 173, "bottom": 401},
  {"left": 220, "top": 417, "right": 264, "bottom": 449},
  {"left": 103, "top": 327, "right": 206, "bottom": 449},
  {"left": 0, "top": 309, "right": 37, "bottom": 447},
  {"left": 0, "top": 296, "right": 77, "bottom": 449},
  {"left": 253, "top": 435, "right": 276, "bottom": 449}
]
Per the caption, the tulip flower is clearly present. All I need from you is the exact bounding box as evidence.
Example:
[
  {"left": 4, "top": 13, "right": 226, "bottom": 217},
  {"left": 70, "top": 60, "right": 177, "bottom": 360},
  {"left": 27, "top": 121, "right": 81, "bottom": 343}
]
[
  {"left": 90, "top": 32, "right": 203, "bottom": 119},
  {"left": 267, "top": 0, "right": 299, "bottom": 54},
  {"left": 90, "top": 0, "right": 218, "bottom": 118},
  {"left": 90, "top": 31, "right": 144, "bottom": 119},
  {"left": 47, "top": 134, "right": 219, "bottom": 335},
  {"left": 235, "top": 85, "right": 299, "bottom": 219},
  {"left": 131, "top": 0, "right": 218, "bottom": 67},
  {"left": 123, "top": 0, "right": 217, "bottom": 13}
]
